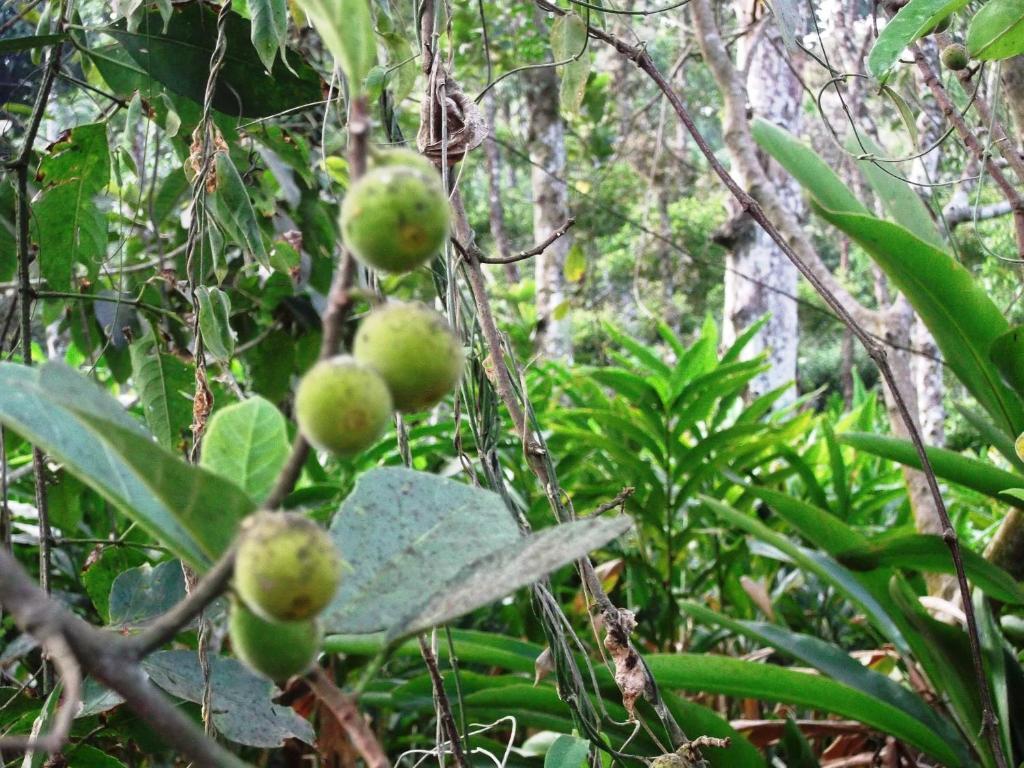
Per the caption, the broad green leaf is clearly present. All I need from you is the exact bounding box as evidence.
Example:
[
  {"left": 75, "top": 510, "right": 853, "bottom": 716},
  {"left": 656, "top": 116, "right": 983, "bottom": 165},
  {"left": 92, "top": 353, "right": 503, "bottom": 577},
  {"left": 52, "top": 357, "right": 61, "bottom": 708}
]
[
  {"left": 0, "top": 362, "right": 206, "bottom": 565},
  {"left": 210, "top": 153, "right": 270, "bottom": 269},
  {"left": 839, "top": 431, "right": 1024, "bottom": 504},
  {"left": 129, "top": 334, "right": 193, "bottom": 450},
  {"left": 295, "top": 0, "right": 376, "bottom": 92},
  {"left": 32, "top": 123, "right": 110, "bottom": 290},
  {"left": 681, "top": 601, "right": 972, "bottom": 766},
  {"left": 105, "top": 3, "right": 322, "bottom": 118},
  {"left": 645, "top": 654, "right": 964, "bottom": 766},
  {"left": 322, "top": 467, "right": 632, "bottom": 638},
  {"left": 108, "top": 560, "right": 187, "bottom": 629},
  {"left": 867, "top": 0, "right": 971, "bottom": 80},
  {"left": 551, "top": 12, "right": 589, "bottom": 114},
  {"left": 143, "top": 650, "right": 314, "bottom": 747},
  {"left": 837, "top": 533, "right": 1024, "bottom": 604},
  {"left": 967, "top": 0, "right": 1024, "bottom": 60},
  {"left": 200, "top": 397, "right": 289, "bottom": 503},
  {"left": 754, "top": 120, "right": 1024, "bottom": 436},
  {"left": 82, "top": 547, "right": 147, "bottom": 622},
  {"left": 68, "top": 412, "right": 253, "bottom": 562},
  {"left": 0, "top": 33, "right": 66, "bottom": 54},
  {"left": 249, "top": 0, "right": 288, "bottom": 73},
  {"left": 195, "top": 286, "right": 235, "bottom": 361},
  {"left": 544, "top": 734, "right": 589, "bottom": 768}
]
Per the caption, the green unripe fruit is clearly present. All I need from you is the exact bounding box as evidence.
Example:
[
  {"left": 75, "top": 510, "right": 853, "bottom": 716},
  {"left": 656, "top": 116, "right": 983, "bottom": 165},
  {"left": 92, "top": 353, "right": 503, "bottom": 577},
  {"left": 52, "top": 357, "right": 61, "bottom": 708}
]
[
  {"left": 941, "top": 43, "right": 969, "bottom": 71},
  {"left": 229, "top": 601, "right": 321, "bottom": 680},
  {"left": 353, "top": 302, "right": 464, "bottom": 412},
  {"left": 369, "top": 147, "right": 439, "bottom": 179},
  {"left": 234, "top": 511, "right": 342, "bottom": 622},
  {"left": 295, "top": 356, "right": 393, "bottom": 456},
  {"left": 340, "top": 165, "right": 450, "bottom": 273}
]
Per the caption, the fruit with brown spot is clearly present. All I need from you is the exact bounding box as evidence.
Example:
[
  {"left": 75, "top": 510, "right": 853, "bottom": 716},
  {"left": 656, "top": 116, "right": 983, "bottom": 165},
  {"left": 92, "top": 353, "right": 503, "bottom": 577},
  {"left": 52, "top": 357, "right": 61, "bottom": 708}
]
[{"left": 233, "top": 511, "right": 342, "bottom": 622}]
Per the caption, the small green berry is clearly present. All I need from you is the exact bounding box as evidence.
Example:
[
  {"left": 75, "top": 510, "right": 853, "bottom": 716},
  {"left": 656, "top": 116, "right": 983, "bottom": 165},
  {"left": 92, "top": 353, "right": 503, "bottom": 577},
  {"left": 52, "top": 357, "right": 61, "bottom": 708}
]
[
  {"left": 295, "top": 356, "right": 393, "bottom": 456},
  {"left": 340, "top": 165, "right": 450, "bottom": 273},
  {"left": 941, "top": 43, "right": 969, "bottom": 71},
  {"left": 354, "top": 302, "right": 464, "bottom": 413},
  {"left": 234, "top": 511, "right": 342, "bottom": 622},
  {"left": 229, "top": 600, "right": 321, "bottom": 680}
]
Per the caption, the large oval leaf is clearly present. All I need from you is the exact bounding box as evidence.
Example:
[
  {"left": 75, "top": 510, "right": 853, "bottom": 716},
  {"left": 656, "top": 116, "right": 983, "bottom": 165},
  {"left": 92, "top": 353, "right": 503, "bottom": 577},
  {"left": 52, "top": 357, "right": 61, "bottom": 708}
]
[
  {"left": 967, "top": 0, "right": 1024, "bottom": 61},
  {"left": 200, "top": 397, "right": 289, "bottom": 503},
  {"left": 322, "top": 468, "right": 632, "bottom": 639},
  {"left": 104, "top": 3, "right": 322, "bottom": 118}
]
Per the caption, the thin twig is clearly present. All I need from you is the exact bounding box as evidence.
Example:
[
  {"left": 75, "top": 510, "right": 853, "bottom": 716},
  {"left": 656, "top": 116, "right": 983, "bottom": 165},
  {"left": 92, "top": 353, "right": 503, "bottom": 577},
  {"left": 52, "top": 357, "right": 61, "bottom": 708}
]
[
  {"left": 0, "top": 635, "right": 80, "bottom": 755},
  {"left": 306, "top": 667, "right": 390, "bottom": 768},
  {"left": 418, "top": 635, "right": 470, "bottom": 768},
  {"left": 473, "top": 217, "right": 576, "bottom": 264}
]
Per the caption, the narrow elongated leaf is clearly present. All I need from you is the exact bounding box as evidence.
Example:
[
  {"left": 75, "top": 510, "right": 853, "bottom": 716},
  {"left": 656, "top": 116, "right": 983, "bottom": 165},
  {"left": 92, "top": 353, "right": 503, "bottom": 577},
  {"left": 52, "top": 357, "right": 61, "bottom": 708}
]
[
  {"left": 681, "top": 601, "right": 972, "bottom": 766},
  {"left": 990, "top": 325, "right": 1024, "bottom": 399},
  {"left": 105, "top": 3, "right": 321, "bottom": 118},
  {"left": 550, "top": 12, "right": 589, "bottom": 114},
  {"left": 129, "top": 335, "right": 193, "bottom": 450},
  {"left": 0, "top": 363, "right": 206, "bottom": 565},
  {"left": 839, "top": 431, "right": 1024, "bottom": 503},
  {"left": 967, "top": 0, "right": 1024, "bottom": 61},
  {"left": 741, "top": 483, "right": 870, "bottom": 553},
  {"left": 294, "top": 0, "right": 376, "bottom": 91},
  {"left": 249, "top": 0, "right": 288, "bottom": 73},
  {"left": 645, "top": 654, "right": 964, "bottom": 766},
  {"left": 753, "top": 120, "right": 1024, "bottom": 437},
  {"left": 837, "top": 534, "right": 1024, "bottom": 604},
  {"left": 322, "top": 468, "right": 631, "bottom": 638},
  {"left": 200, "top": 397, "right": 289, "bottom": 503},
  {"left": 779, "top": 719, "right": 820, "bottom": 768},
  {"left": 867, "top": 0, "right": 971, "bottom": 80},
  {"left": 0, "top": 33, "right": 66, "bottom": 54},
  {"left": 975, "top": 591, "right": 1013, "bottom": 760}
]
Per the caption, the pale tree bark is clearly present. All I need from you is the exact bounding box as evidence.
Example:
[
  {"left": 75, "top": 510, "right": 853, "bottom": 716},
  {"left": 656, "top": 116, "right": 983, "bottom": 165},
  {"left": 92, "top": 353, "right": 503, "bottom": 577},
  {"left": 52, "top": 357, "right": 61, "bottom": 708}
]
[
  {"left": 1001, "top": 55, "right": 1024, "bottom": 143},
  {"left": 525, "top": 11, "right": 573, "bottom": 360},
  {"left": 720, "top": 3, "right": 801, "bottom": 406},
  {"left": 483, "top": 92, "right": 519, "bottom": 282}
]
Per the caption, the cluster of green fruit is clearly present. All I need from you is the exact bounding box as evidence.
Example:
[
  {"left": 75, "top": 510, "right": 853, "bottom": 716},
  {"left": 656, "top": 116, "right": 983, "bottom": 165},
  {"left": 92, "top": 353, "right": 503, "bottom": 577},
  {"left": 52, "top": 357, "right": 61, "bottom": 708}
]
[
  {"left": 293, "top": 150, "right": 463, "bottom": 457},
  {"left": 228, "top": 512, "right": 342, "bottom": 680},
  {"left": 295, "top": 301, "right": 465, "bottom": 455}
]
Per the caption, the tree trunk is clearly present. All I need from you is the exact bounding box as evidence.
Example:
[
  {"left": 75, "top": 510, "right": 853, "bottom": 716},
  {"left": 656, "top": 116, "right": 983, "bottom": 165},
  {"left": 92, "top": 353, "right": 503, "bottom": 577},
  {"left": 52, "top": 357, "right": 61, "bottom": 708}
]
[
  {"left": 720, "top": 2, "right": 801, "bottom": 406},
  {"left": 1001, "top": 55, "right": 1024, "bottom": 143},
  {"left": 524, "top": 26, "right": 573, "bottom": 361}
]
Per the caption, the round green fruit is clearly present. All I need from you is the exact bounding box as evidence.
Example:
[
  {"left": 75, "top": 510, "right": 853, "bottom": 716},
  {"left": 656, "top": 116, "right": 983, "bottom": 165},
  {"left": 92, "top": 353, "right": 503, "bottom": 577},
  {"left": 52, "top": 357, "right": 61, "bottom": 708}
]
[
  {"left": 295, "top": 356, "right": 393, "bottom": 456},
  {"left": 340, "top": 165, "right": 450, "bottom": 273},
  {"left": 229, "top": 601, "right": 321, "bottom": 680},
  {"left": 234, "top": 511, "right": 342, "bottom": 622},
  {"left": 941, "top": 43, "right": 969, "bottom": 71},
  {"left": 353, "top": 302, "right": 464, "bottom": 412}
]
